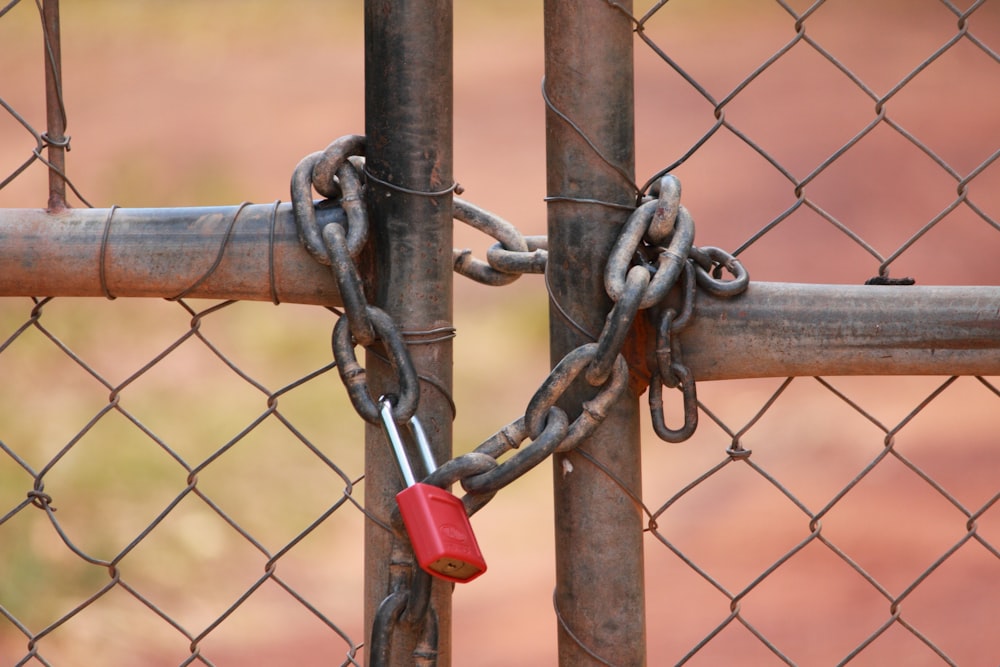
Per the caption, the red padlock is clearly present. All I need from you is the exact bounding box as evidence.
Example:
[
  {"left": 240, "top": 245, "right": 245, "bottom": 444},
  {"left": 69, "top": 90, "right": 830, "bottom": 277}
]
[{"left": 378, "top": 397, "right": 487, "bottom": 583}]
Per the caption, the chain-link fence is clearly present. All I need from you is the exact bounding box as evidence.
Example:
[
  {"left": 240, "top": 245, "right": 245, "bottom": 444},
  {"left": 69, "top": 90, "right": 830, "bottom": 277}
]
[
  {"left": 2, "top": 1, "right": 999, "bottom": 666},
  {"left": 1, "top": 0, "right": 85, "bottom": 209},
  {"left": 1, "top": 2, "right": 372, "bottom": 665},
  {"left": 0, "top": 298, "right": 369, "bottom": 666},
  {"left": 619, "top": 1, "right": 1000, "bottom": 664}
]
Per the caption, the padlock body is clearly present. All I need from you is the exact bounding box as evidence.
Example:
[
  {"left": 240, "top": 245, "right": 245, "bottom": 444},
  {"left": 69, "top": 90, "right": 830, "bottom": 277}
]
[{"left": 396, "top": 483, "right": 487, "bottom": 583}]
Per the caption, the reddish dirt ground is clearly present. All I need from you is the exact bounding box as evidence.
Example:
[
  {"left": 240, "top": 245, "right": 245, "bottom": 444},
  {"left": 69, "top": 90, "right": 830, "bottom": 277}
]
[{"left": 1, "top": 2, "right": 998, "bottom": 666}]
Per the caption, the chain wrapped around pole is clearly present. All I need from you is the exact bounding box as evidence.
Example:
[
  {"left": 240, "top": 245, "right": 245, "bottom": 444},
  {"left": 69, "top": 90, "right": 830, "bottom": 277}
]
[
  {"left": 437, "top": 172, "right": 750, "bottom": 511},
  {"left": 291, "top": 138, "right": 423, "bottom": 426},
  {"left": 291, "top": 138, "right": 751, "bottom": 503},
  {"left": 290, "top": 136, "right": 749, "bottom": 662}
]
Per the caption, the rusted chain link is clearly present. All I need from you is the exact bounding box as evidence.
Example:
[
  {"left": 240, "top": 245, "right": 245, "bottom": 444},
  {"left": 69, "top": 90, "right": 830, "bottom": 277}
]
[
  {"left": 291, "top": 139, "right": 550, "bottom": 422},
  {"left": 427, "top": 176, "right": 748, "bottom": 514},
  {"left": 453, "top": 199, "right": 547, "bottom": 284},
  {"left": 291, "top": 138, "right": 750, "bottom": 662},
  {"left": 605, "top": 192, "right": 695, "bottom": 309},
  {"left": 291, "top": 134, "right": 368, "bottom": 266},
  {"left": 292, "top": 136, "right": 750, "bottom": 494}
]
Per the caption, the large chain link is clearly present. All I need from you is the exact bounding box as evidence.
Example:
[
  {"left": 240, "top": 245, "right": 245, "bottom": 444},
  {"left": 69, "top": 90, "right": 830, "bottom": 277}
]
[
  {"left": 291, "top": 135, "right": 751, "bottom": 501},
  {"left": 291, "top": 135, "right": 422, "bottom": 424},
  {"left": 440, "top": 173, "right": 749, "bottom": 510},
  {"left": 291, "top": 137, "right": 750, "bottom": 665},
  {"left": 452, "top": 199, "right": 547, "bottom": 285}
]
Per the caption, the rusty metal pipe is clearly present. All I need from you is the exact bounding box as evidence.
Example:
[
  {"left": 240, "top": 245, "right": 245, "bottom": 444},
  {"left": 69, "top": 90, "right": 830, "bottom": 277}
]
[
  {"left": 0, "top": 204, "right": 344, "bottom": 304},
  {"left": 681, "top": 282, "right": 1000, "bottom": 380},
  {"left": 363, "top": 1, "right": 455, "bottom": 664},
  {"left": 544, "top": 0, "right": 647, "bottom": 665},
  {"left": 2, "top": 210, "right": 994, "bottom": 378}
]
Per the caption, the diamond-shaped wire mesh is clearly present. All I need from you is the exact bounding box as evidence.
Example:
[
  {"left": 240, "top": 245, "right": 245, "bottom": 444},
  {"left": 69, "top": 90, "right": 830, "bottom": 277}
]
[
  {"left": 0, "top": 0, "right": 51, "bottom": 198},
  {"left": 0, "top": 0, "right": 90, "bottom": 208},
  {"left": 621, "top": 1, "right": 1000, "bottom": 663},
  {"left": 0, "top": 298, "right": 368, "bottom": 666}
]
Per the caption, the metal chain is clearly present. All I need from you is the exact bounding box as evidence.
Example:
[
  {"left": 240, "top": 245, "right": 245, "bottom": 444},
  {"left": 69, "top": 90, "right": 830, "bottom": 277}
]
[
  {"left": 291, "top": 138, "right": 750, "bottom": 664},
  {"left": 291, "top": 136, "right": 421, "bottom": 424},
  {"left": 453, "top": 198, "right": 548, "bottom": 284},
  {"left": 441, "top": 174, "right": 750, "bottom": 512},
  {"left": 290, "top": 135, "right": 751, "bottom": 502},
  {"left": 636, "top": 177, "right": 748, "bottom": 442},
  {"left": 369, "top": 534, "right": 437, "bottom": 667}
]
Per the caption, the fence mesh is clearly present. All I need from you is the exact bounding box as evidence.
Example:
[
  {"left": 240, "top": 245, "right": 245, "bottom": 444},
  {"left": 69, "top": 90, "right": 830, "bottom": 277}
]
[
  {"left": 2, "top": 1, "right": 999, "bottom": 666},
  {"left": 1, "top": 0, "right": 52, "bottom": 199},
  {"left": 0, "top": 297, "right": 368, "bottom": 666},
  {"left": 1, "top": 3, "right": 369, "bottom": 664},
  {"left": 618, "top": 1, "right": 1000, "bottom": 664}
]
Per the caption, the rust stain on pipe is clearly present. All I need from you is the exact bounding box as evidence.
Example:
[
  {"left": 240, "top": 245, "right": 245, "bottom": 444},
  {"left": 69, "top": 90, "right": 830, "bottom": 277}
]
[
  {"left": 0, "top": 204, "right": 344, "bottom": 305},
  {"left": 679, "top": 282, "right": 1000, "bottom": 380}
]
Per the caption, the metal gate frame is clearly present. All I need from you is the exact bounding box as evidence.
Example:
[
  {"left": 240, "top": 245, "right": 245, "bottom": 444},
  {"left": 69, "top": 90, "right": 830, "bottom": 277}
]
[
  {"left": 544, "top": 3, "right": 646, "bottom": 664},
  {"left": 2, "top": 1, "right": 999, "bottom": 665},
  {"left": 541, "top": 2, "right": 997, "bottom": 665}
]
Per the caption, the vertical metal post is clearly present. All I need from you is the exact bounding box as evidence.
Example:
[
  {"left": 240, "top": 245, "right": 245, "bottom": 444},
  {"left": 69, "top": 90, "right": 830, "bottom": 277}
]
[
  {"left": 544, "top": 1, "right": 647, "bottom": 665},
  {"left": 363, "top": 1, "right": 454, "bottom": 665},
  {"left": 41, "top": 0, "right": 67, "bottom": 210}
]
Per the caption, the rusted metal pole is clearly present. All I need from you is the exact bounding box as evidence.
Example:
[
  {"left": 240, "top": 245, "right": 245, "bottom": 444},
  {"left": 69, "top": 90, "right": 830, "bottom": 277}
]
[
  {"left": 363, "top": 1, "right": 455, "bottom": 665},
  {"left": 544, "top": 1, "right": 647, "bottom": 665},
  {"left": 41, "top": 0, "right": 67, "bottom": 211},
  {"left": 681, "top": 282, "right": 1000, "bottom": 379},
  {"left": 0, "top": 205, "right": 344, "bottom": 304}
]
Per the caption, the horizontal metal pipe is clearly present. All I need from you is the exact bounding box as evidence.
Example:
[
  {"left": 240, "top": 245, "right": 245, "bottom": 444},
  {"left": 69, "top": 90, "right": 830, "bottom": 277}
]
[
  {"left": 0, "top": 204, "right": 344, "bottom": 305},
  {"left": 2, "top": 210, "right": 996, "bottom": 378},
  {"left": 681, "top": 282, "right": 1000, "bottom": 379}
]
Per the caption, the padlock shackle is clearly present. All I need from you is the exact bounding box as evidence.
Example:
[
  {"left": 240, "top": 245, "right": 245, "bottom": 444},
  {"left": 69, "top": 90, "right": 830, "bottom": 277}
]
[
  {"left": 378, "top": 395, "right": 438, "bottom": 487},
  {"left": 407, "top": 413, "right": 438, "bottom": 479}
]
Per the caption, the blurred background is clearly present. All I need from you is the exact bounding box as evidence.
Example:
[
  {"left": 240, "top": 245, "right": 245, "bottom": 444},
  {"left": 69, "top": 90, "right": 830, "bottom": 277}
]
[{"left": 1, "top": 1, "right": 998, "bottom": 665}]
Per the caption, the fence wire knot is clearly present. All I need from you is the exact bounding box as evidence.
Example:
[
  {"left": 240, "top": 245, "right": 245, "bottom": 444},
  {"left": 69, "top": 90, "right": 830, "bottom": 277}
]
[{"left": 27, "top": 489, "right": 56, "bottom": 512}]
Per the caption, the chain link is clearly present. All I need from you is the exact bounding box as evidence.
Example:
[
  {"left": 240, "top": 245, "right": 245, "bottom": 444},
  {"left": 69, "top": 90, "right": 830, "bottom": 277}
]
[
  {"left": 487, "top": 234, "right": 548, "bottom": 275},
  {"left": 587, "top": 266, "right": 648, "bottom": 386},
  {"left": 332, "top": 306, "right": 420, "bottom": 424},
  {"left": 291, "top": 138, "right": 750, "bottom": 662},
  {"left": 526, "top": 344, "right": 631, "bottom": 453},
  {"left": 605, "top": 195, "right": 695, "bottom": 310},
  {"left": 453, "top": 198, "right": 548, "bottom": 284},
  {"left": 291, "top": 134, "right": 369, "bottom": 266},
  {"left": 290, "top": 135, "right": 752, "bottom": 500},
  {"left": 689, "top": 245, "right": 749, "bottom": 297}
]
